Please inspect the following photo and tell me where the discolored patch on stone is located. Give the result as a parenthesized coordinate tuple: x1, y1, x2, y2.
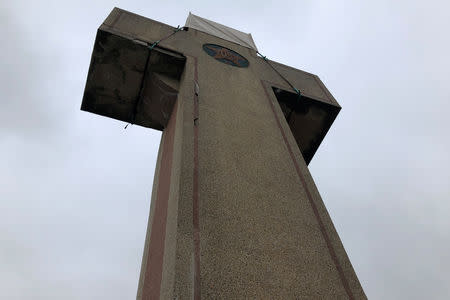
(81, 27, 185, 130)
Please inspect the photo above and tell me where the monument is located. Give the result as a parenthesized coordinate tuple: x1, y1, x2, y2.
(81, 8, 366, 299)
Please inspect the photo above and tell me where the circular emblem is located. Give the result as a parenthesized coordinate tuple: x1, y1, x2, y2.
(202, 44, 249, 68)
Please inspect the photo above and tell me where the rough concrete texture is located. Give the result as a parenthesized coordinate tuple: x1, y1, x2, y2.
(83, 8, 367, 300)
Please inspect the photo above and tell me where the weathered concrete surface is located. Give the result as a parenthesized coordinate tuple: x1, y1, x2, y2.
(82, 8, 366, 300)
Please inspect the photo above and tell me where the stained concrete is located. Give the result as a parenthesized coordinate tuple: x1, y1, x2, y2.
(82, 8, 366, 300)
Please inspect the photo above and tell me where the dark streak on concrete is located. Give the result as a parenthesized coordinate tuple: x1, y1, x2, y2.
(192, 57, 201, 300)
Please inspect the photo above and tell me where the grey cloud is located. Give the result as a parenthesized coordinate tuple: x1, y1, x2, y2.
(1, 0, 449, 299)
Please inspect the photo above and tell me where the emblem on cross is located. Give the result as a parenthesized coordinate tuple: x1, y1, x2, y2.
(202, 43, 249, 68)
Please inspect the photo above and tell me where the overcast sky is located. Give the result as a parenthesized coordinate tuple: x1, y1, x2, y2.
(1, 0, 449, 299)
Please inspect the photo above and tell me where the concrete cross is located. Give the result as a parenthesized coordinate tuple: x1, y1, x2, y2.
(81, 8, 366, 300)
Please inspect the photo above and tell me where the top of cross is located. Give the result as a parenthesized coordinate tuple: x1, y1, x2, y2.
(81, 8, 340, 164)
